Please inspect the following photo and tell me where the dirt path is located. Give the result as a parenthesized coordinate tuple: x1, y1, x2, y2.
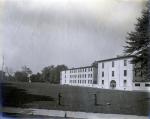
(1, 107, 148, 119)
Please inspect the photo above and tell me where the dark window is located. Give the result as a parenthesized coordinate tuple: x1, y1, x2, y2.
(124, 80, 127, 86)
(102, 80, 104, 84)
(124, 80, 127, 83)
(112, 61, 114, 67)
(135, 83, 140, 86)
(85, 68, 86, 72)
(124, 70, 127, 76)
(102, 72, 104, 77)
(102, 63, 104, 68)
(85, 74, 86, 78)
(112, 71, 114, 77)
(145, 84, 150, 87)
(124, 60, 127, 66)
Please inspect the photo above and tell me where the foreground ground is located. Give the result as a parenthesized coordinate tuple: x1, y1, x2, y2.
(1, 107, 148, 119)
(1, 81, 150, 117)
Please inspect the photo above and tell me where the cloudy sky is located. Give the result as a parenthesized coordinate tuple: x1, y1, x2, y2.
(0, 0, 147, 73)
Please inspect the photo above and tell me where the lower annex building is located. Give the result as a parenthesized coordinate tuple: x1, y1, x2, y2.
(60, 56, 150, 91)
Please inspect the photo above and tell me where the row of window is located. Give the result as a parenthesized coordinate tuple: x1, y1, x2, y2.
(101, 70, 127, 77)
(135, 83, 150, 87)
(69, 80, 93, 84)
(68, 68, 93, 73)
(101, 80, 127, 85)
(68, 74, 93, 78)
(102, 60, 127, 68)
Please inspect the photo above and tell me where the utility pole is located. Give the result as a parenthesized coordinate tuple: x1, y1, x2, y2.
(1, 55, 4, 80)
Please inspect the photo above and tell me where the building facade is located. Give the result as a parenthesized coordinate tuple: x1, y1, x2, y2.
(97, 56, 133, 90)
(61, 66, 97, 87)
(60, 56, 150, 91)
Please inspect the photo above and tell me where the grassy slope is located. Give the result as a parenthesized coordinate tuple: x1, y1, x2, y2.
(1, 81, 150, 116)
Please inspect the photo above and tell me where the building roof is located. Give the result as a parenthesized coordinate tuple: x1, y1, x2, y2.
(97, 55, 135, 63)
(61, 55, 135, 72)
(63, 66, 94, 71)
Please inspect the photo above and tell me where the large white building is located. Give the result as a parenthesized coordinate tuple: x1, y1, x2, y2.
(97, 56, 133, 90)
(60, 56, 150, 91)
(61, 66, 97, 87)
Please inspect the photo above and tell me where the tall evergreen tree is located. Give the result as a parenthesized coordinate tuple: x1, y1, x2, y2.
(124, 5, 150, 80)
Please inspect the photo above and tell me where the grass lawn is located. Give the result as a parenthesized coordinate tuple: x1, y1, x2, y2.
(1, 81, 150, 116)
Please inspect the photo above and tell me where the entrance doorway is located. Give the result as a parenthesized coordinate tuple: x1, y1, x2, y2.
(110, 80, 116, 89)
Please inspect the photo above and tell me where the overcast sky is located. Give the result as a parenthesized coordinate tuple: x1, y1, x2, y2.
(0, 0, 147, 73)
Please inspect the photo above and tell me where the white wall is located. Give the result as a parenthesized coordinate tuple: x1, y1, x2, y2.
(61, 67, 94, 87)
(119, 58, 133, 90)
(132, 82, 150, 92)
(98, 57, 133, 91)
(60, 57, 150, 92)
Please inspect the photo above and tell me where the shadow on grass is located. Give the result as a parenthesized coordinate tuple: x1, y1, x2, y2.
(1, 83, 55, 108)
